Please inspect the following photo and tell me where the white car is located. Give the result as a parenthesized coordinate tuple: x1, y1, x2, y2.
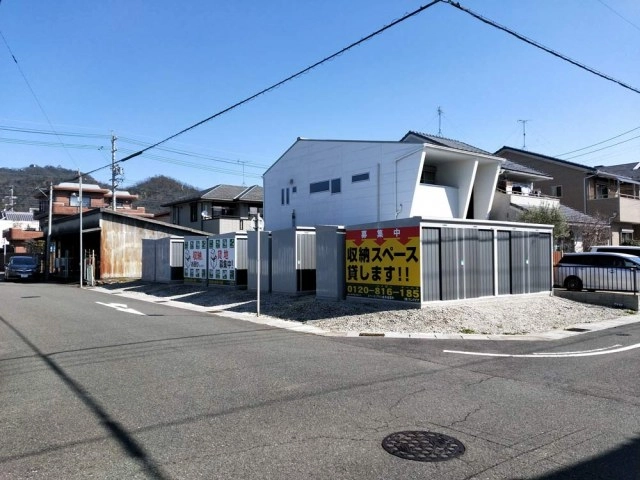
(554, 252, 640, 292)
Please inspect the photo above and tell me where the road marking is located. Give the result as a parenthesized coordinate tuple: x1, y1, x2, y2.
(443, 343, 640, 358)
(96, 302, 146, 316)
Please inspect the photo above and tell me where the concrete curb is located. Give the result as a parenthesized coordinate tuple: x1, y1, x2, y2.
(91, 286, 640, 341)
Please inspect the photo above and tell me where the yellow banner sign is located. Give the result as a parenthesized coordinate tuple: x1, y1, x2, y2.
(346, 226, 421, 302)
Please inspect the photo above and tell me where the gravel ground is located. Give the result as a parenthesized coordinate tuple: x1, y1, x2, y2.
(96, 281, 638, 335)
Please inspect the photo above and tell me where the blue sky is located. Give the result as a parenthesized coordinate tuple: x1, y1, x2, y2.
(1, 0, 639, 190)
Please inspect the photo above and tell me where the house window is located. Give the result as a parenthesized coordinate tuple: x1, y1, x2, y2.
(420, 165, 437, 184)
(352, 172, 369, 183)
(190, 202, 198, 222)
(331, 178, 341, 194)
(310, 180, 330, 193)
(292, 186, 297, 193)
(281, 188, 285, 205)
(551, 185, 562, 197)
(286, 187, 290, 204)
(70, 195, 90, 207)
(621, 230, 634, 244)
(596, 183, 609, 199)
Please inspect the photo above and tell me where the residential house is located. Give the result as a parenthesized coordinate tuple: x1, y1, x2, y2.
(495, 147, 640, 245)
(1, 210, 43, 261)
(34, 182, 151, 228)
(263, 138, 504, 230)
(162, 184, 263, 234)
(49, 208, 207, 280)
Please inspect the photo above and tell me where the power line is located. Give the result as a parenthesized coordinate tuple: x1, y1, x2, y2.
(597, 0, 640, 33)
(104, 0, 443, 172)
(0, 30, 80, 168)
(555, 125, 640, 157)
(562, 133, 640, 160)
(443, 1, 640, 95)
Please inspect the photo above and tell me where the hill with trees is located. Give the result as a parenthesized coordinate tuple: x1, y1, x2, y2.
(0, 166, 199, 214)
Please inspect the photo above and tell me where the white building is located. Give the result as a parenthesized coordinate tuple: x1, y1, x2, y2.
(263, 138, 505, 230)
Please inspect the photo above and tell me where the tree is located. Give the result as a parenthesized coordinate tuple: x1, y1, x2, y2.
(518, 205, 569, 242)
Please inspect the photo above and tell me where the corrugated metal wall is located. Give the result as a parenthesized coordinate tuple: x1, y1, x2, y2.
(497, 231, 511, 295)
(270, 229, 316, 293)
(271, 229, 296, 293)
(433, 227, 494, 301)
(421, 228, 441, 301)
(463, 229, 494, 299)
(316, 226, 345, 300)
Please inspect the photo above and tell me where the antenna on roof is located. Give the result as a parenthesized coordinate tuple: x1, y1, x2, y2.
(437, 106, 443, 135)
(518, 119, 530, 149)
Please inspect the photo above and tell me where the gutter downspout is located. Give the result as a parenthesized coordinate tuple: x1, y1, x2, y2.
(394, 147, 424, 220)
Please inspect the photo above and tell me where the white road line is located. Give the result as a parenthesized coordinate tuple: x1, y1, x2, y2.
(96, 302, 146, 316)
(531, 345, 622, 355)
(443, 343, 640, 358)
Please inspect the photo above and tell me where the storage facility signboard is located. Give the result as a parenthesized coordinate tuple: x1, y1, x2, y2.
(345, 225, 421, 302)
(184, 236, 207, 280)
(208, 237, 236, 284)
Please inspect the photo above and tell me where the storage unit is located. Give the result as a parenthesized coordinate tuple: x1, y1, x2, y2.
(141, 237, 184, 283)
(247, 230, 272, 292)
(271, 227, 316, 294)
(315, 226, 346, 300)
(207, 232, 248, 286)
(346, 217, 553, 305)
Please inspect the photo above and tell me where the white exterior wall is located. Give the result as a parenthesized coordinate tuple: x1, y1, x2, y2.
(264, 139, 503, 230)
(264, 141, 424, 230)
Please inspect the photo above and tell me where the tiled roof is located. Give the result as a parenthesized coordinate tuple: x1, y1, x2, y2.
(402, 131, 550, 178)
(598, 162, 640, 181)
(162, 184, 263, 206)
(495, 146, 596, 172)
(558, 204, 600, 225)
(401, 131, 491, 155)
(2, 211, 34, 222)
(501, 159, 552, 178)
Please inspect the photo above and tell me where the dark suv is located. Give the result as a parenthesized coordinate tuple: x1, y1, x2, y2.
(4, 256, 39, 281)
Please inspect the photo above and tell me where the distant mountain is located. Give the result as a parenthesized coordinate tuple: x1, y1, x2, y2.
(0, 166, 199, 215)
(127, 175, 200, 214)
(0, 165, 102, 212)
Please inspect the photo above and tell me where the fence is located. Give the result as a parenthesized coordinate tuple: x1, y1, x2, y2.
(554, 265, 639, 293)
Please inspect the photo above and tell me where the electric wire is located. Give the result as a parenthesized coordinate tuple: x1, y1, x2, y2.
(0, 30, 79, 168)
(596, 0, 640, 32)
(75, 0, 443, 180)
(555, 125, 640, 157)
(444, 1, 640, 95)
(562, 133, 640, 160)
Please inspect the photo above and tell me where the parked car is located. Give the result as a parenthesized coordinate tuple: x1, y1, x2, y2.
(589, 245, 640, 256)
(554, 252, 640, 292)
(4, 256, 40, 281)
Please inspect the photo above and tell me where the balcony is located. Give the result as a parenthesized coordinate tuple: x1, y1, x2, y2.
(588, 194, 640, 224)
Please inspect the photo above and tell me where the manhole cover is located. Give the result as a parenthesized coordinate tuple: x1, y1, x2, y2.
(382, 431, 465, 462)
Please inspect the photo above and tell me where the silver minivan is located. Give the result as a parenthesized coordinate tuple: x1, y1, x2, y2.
(554, 252, 640, 292)
(589, 245, 640, 256)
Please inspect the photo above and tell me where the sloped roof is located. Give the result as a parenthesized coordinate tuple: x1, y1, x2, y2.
(162, 184, 263, 207)
(598, 162, 640, 181)
(401, 131, 491, 154)
(2, 211, 34, 222)
(495, 146, 596, 172)
(402, 131, 551, 178)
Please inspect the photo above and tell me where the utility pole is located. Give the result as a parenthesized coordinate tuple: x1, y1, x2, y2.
(238, 160, 247, 186)
(46, 182, 52, 279)
(437, 106, 443, 135)
(518, 119, 530, 150)
(111, 134, 119, 211)
(79, 171, 83, 288)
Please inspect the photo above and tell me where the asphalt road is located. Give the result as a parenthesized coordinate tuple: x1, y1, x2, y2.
(1, 282, 639, 479)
